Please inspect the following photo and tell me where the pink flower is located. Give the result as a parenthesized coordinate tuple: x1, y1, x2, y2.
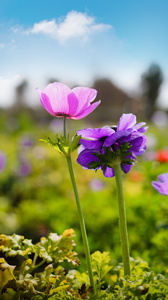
(36, 82, 101, 120)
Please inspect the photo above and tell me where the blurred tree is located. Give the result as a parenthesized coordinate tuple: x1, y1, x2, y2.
(142, 64, 163, 119)
(14, 80, 28, 108)
(48, 78, 59, 84)
(92, 78, 144, 122)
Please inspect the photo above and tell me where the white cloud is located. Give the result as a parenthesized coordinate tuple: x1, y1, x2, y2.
(27, 11, 112, 43)
(0, 43, 5, 49)
(0, 75, 23, 107)
(11, 27, 19, 33)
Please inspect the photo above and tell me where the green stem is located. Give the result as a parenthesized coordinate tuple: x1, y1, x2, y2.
(63, 116, 95, 293)
(66, 156, 95, 291)
(113, 163, 131, 276)
(31, 259, 46, 272)
(63, 115, 67, 139)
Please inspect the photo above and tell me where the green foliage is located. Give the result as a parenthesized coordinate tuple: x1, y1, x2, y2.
(1, 232, 168, 299)
(0, 230, 81, 299)
(1, 114, 168, 287)
(91, 251, 112, 288)
(106, 258, 168, 299)
(0, 258, 15, 293)
(88, 258, 168, 300)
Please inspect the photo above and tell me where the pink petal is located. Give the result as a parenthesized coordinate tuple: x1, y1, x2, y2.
(43, 82, 71, 115)
(36, 89, 55, 116)
(72, 100, 101, 120)
(118, 113, 137, 131)
(67, 92, 79, 116)
(72, 87, 97, 115)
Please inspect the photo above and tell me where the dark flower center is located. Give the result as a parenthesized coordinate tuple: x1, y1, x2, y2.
(111, 125, 117, 131)
(55, 113, 68, 117)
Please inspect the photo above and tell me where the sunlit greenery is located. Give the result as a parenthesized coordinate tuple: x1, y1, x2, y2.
(0, 112, 168, 298)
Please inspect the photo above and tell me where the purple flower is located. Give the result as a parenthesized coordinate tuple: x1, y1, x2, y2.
(77, 113, 147, 177)
(36, 82, 101, 120)
(0, 152, 6, 173)
(20, 135, 34, 147)
(89, 179, 104, 191)
(152, 173, 168, 196)
(17, 158, 32, 176)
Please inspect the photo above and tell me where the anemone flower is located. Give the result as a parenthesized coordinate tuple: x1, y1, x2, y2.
(77, 113, 147, 177)
(152, 173, 168, 196)
(36, 82, 100, 120)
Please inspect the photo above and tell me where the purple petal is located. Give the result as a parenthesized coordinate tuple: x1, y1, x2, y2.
(78, 144, 86, 155)
(160, 182, 168, 196)
(119, 131, 142, 144)
(137, 126, 148, 133)
(117, 113, 137, 131)
(130, 136, 146, 156)
(103, 166, 115, 177)
(77, 126, 114, 139)
(77, 149, 99, 169)
(152, 181, 162, 193)
(79, 139, 103, 150)
(158, 173, 168, 183)
(36, 89, 55, 116)
(73, 100, 101, 119)
(104, 129, 132, 147)
(122, 163, 133, 174)
(133, 122, 146, 130)
(0, 152, 6, 172)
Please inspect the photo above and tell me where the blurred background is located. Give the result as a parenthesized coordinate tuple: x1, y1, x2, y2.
(0, 0, 168, 274)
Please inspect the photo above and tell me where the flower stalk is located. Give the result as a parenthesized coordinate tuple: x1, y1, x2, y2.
(63, 116, 95, 292)
(113, 162, 131, 276)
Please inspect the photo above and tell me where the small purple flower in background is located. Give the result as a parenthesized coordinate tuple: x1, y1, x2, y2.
(20, 135, 34, 147)
(17, 158, 32, 177)
(77, 113, 148, 177)
(152, 173, 168, 196)
(49, 119, 63, 133)
(89, 179, 104, 191)
(0, 152, 6, 173)
(36, 82, 101, 119)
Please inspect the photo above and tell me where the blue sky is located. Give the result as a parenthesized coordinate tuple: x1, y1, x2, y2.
(0, 0, 168, 108)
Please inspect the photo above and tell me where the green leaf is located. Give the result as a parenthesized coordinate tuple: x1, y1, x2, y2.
(40, 134, 81, 156)
(0, 258, 15, 293)
(35, 229, 80, 266)
(69, 134, 81, 153)
(0, 234, 34, 257)
(91, 251, 112, 287)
